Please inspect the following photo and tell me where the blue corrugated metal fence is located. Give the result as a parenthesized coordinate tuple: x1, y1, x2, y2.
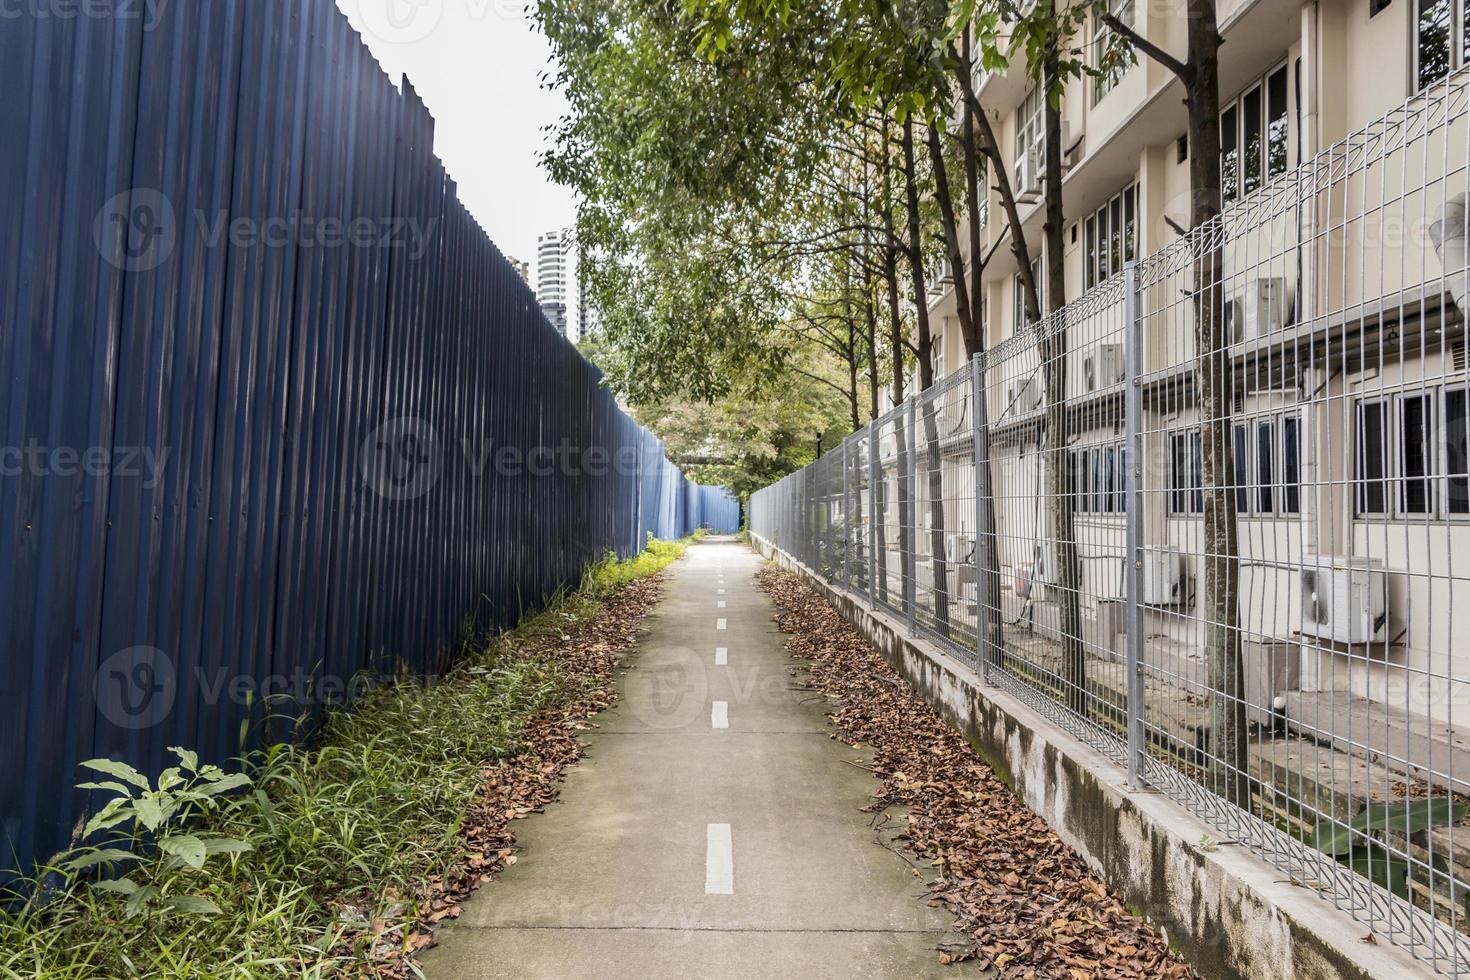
(0, 0, 736, 878)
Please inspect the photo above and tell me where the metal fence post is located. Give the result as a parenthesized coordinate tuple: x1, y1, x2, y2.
(904, 397, 917, 636)
(971, 353, 990, 681)
(1122, 262, 1146, 789)
(841, 439, 851, 588)
(868, 423, 879, 610)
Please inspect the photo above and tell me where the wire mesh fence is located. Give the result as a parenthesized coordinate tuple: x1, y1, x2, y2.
(751, 67, 1470, 976)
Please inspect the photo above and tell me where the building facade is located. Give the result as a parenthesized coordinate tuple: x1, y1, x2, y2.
(759, 2, 1470, 961)
(537, 228, 570, 336)
(919, 0, 1470, 777)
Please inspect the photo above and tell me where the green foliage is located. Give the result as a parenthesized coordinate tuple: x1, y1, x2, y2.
(1313, 798, 1468, 857)
(0, 537, 693, 978)
(1311, 797, 1469, 907)
(64, 751, 252, 920)
(614, 345, 852, 499)
(537, 0, 840, 403)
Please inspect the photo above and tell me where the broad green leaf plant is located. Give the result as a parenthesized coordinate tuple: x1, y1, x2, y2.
(65, 749, 253, 919)
(1313, 797, 1470, 912)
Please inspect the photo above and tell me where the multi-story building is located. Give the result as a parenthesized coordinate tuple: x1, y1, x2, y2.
(509, 256, 532, 288)
(917, 0, 1470, 787)
(537, 229, 570, 336)
(932, 0, 1470, 365)
(755, 3, 1470, 957)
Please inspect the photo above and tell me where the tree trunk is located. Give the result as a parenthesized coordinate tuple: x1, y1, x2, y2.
(1037, 38, 1087, 719)
(926, 123, 979, 357)
(879, 132, 906, 609)
(1103, 0, 1244, 801)
(860, 178, 883, 424)
(1183, 0, 1246, 808)
(954, 57, 1041, 322)
(953, 38, 1006, 666)
(901, 118, 951, 638)
(843, 261, 862, 432)
(864, 276, 881, 421)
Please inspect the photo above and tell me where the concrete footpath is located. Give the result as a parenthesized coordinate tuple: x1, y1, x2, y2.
(421, 537, 960, 979)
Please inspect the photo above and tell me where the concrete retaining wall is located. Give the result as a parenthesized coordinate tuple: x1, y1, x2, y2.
(752, 535, 1428, 980)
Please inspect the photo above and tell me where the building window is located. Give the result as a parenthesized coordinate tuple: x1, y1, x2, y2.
(1357, 400, 1391, 515)
(1230, 412, 1302, 517)
(1415, 0, 1467, 90)
(1012, 257, 1044, 331)
(1084, 184, 1137, 289)
(1220, 64, 1290, 203)
(1072, 441, 1126, 514)
(1449, 388, 1469, 512)
(1169, 429, 1204, 515)
(1091, 0, 1136, 103)
(1355, 388, 1470, 517)
(1015, 85, 1045, 193)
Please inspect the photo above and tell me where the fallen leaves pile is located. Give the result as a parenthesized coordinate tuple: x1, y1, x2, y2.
(758, 565, 1197, 979)
(362, 573, 665, 976)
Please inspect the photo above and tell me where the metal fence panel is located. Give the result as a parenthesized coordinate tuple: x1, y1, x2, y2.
(750, 66, 1470, 978)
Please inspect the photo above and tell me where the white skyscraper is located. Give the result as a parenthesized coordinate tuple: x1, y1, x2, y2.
(536, 229, 570, 337)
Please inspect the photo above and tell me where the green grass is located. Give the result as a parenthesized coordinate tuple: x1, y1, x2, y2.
(0, 534, 695, 978)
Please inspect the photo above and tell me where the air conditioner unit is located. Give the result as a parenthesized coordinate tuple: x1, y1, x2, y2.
(1084, 343, 1124, 391)
(1299, 558, 1388, 646)
(945, 533, 974, 565)
(1225, 278, 1290, 343)
(1015, 540, 1059, 601)
(1007, 377, 1042, 413)
(928, 259, 953, 292)
(1016, 144, 1044, 203)
(1430, 193, 1468, 315)
(1243, 639, 1300, 727)
(1141, 545, 1183, 605)
(1061, 121, 1084, 170)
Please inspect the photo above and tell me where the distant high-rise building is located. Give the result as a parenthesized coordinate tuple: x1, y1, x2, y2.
(508, 256, 531, 287)
(536, 230, 570, 337)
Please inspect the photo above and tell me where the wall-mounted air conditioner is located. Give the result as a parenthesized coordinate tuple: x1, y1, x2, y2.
(1084, 343, 1124, 391)
(945, 533, 974, 565)
(1015, 145, 1044, 204)
(1299, 558, 1388, 646)
(1060, 121, 1083, 170)
(1225, 278, 1290, 343)
(928, 258, 953, 292)
(1430, 194, 1468, 315)
(1015, 539, 1058, 601)
(1242, 639, 1299, 727)
(1007, 377, 1042, 413)
(1141, 545, 1183, 605)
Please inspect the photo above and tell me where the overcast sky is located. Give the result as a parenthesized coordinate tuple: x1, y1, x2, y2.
(335, 0, 576, 269)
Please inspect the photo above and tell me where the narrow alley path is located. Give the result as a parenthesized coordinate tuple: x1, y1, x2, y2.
(422, 538, 959, 978)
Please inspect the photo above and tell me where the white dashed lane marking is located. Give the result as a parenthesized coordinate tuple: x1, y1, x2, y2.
(705, 824, 733, 894)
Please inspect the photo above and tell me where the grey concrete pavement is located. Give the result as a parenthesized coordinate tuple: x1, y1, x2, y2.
(421, 537, 960, 979)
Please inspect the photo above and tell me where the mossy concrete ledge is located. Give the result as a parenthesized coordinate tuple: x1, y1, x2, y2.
(752, 535, 1430, 980)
